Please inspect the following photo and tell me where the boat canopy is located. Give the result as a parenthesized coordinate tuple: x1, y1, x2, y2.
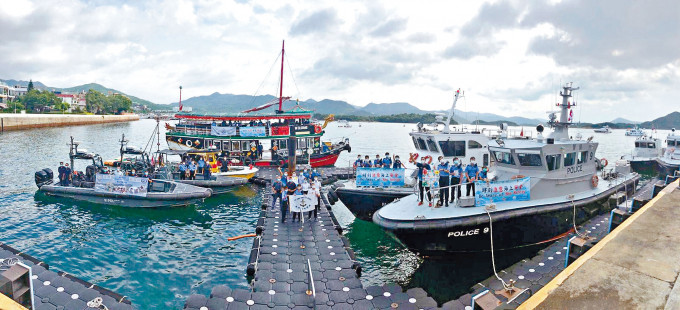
(175, 109, 313, 122)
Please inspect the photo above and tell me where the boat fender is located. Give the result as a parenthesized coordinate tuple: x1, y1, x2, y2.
(510, 175, 526, 180)
(256, 226, 264, 235)
(340, 236, 351, 248)
(591, 174, 599, 188)
(601, 158, 608, 167)
(346, 247, 356, 260)
(409, 153, 419, 163)
(352, 261, 362, 276)
(246, 248, 258, 276)
(422, 155, 432, 165)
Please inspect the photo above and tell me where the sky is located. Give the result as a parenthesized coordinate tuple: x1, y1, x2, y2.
(1, 0, 678, 122)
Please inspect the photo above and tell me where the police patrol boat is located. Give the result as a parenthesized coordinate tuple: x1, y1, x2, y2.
(623, 134, 663, 172)
(35, 137, 212, 207)
(164, 41, 351, 168)
(656, 129, 680, 176)
(373, 83, 640, 255)
(335, 89, 492, 221)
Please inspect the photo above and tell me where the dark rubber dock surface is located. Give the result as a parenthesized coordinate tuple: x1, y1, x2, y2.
(0, 242, 134, 310)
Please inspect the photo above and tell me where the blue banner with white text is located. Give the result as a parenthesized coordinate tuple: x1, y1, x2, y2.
(356, 168, 405, 187)
(474, 177, 530, 207)
(239, 126, 266, 137)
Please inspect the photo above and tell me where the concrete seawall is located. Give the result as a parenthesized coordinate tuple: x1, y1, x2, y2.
(0, 113, 140, 131)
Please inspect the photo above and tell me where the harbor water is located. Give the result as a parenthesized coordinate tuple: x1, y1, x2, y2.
(0, 119, 667, 308)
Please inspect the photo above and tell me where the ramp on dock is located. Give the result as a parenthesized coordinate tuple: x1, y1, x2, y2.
(520, 180, 680, 309)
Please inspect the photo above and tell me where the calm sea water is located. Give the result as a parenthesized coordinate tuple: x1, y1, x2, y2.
(0, 119, 668, 308)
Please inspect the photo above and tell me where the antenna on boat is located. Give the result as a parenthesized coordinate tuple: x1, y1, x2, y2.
(443, 89, 462, 134)
(549, 82, 579, 140)
(277, 40, 285, 114)
(119, 133, 128, 167)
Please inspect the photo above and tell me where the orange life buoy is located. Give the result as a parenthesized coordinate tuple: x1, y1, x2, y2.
(314, 125, 322, 134)
(409, 153, 419, 163)
(601, 158, 608, 167)
(249, 164, 254, 169)
(422, 155, 433, 165)
(591, 174, 599, 188)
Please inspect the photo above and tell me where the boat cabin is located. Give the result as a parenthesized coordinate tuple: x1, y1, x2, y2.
(632, 136, 662, 158)
(410, 131, 490, 166)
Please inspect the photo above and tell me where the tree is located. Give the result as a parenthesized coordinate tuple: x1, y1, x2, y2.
(109, 95, 132, 114)
(85, 89, 107, 114)
(27, 80, 34, 92)
(19, 89, 61, 112)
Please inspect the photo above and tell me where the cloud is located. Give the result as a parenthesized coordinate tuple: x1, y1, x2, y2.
(289, 8, 340, 36)
(369, 18, 408, 37)
(442, 38, 504, 59)
(407, 32, 436, 44)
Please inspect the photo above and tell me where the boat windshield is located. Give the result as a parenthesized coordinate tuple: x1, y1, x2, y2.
(439, 141, 465, 157)
(517, 153, 542, 167)
(545, 154, 561, 171)
(493, 151, 515, 165)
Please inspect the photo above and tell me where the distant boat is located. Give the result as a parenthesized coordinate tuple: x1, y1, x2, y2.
(337, 120, 352, 128)
(593, 125, 612, 133)
(625, 126, 644, 136)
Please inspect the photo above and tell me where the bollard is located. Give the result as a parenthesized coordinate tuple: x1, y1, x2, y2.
(565, 236, 594, 267)
(653, 184, 665, 197)
(631, 197, 649, 213)
(608, 208, 630, 233)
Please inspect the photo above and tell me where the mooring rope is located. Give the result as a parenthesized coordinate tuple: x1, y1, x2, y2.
(485, 205, 511, 291)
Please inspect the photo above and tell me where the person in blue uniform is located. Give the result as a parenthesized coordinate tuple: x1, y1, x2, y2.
(392, 155, 405, 169)
(437, 156, 450, 207)
(283, 179, 297, 223)
(415, 157, 431, 206)
(272, 178, 283, 209)
(362, 155, 372, 167)
(465, 157, 480, 196)
(353, 155, 363, 168)
(178, 161, 187, 180)
(292, 184, 304, 222)
(478, 166, 489, 182)
(188, 161, 197, 180)
(311, 169, 321, 180)
(197, 157, 206, 174)
(381, 153, 392, 168)
(373, 154, 382, 168)
(449, 158, 463, 202)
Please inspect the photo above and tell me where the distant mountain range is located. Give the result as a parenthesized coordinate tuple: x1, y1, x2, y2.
(2, 79, 677, 128)
(171, 92, 547, 125)
(611, 117, 640, 124)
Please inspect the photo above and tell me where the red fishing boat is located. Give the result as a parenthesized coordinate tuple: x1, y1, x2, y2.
(165, 41, 350, 167)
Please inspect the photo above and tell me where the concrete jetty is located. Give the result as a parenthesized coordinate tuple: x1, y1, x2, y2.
(520, 180, 680, 309)
(0, 113, 139, 132)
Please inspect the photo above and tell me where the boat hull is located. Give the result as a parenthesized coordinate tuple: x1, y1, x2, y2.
(38, 182, 212, 208)
(335, 186, 412, 221)
(373, 176, 639, 256)
(656, 158, 680, 177)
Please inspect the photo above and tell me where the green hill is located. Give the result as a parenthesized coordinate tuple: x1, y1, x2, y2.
(640, 111, 680, 130)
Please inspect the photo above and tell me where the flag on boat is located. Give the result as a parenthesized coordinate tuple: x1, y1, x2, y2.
(520, 127, 524, 137)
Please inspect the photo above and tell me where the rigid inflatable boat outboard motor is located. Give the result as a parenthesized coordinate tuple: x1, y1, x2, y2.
(35, 168, 54, 188)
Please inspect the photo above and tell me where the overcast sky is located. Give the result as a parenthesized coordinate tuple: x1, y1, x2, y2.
(1, 0, 678, 122)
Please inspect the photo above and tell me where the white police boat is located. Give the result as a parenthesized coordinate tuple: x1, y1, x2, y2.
(373, 84, 640, 255)
(335, 89, 492, 220)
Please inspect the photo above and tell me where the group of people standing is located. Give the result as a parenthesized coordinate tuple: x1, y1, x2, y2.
(271, 167, 323, 223)
(353, 153, 406, 169)
(415, 156, 489, 207)
(177, 155, 229, 180)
